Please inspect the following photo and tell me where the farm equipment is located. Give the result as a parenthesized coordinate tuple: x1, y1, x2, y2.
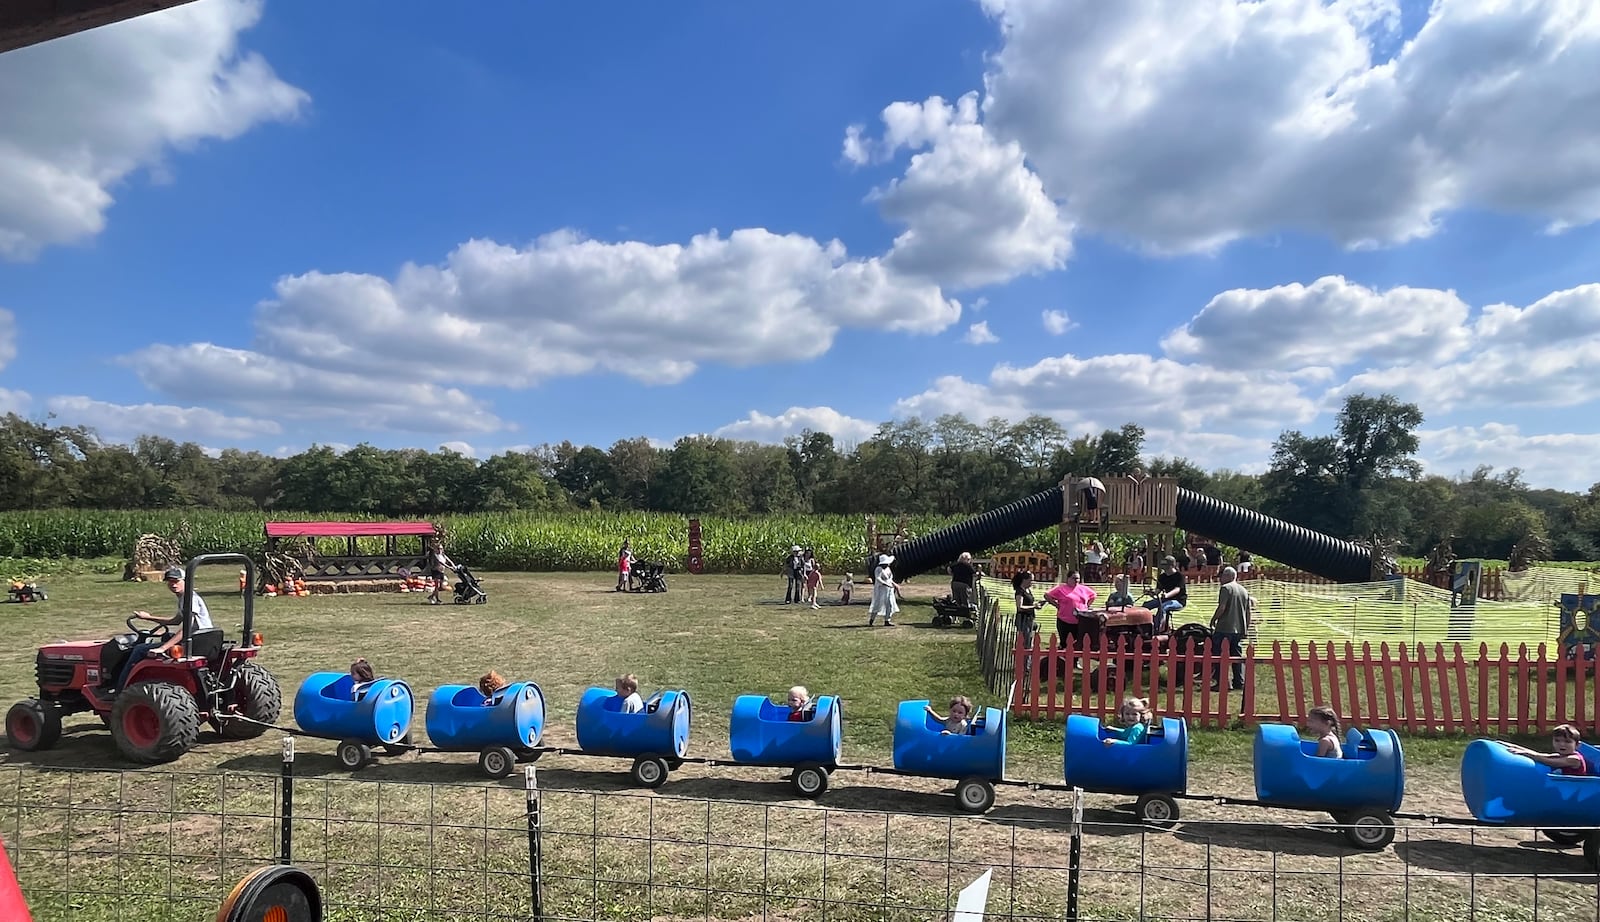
(5, 554, 282, 764)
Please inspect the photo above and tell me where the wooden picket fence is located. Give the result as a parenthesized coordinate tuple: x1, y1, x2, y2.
(1007, 634, 1600, 735)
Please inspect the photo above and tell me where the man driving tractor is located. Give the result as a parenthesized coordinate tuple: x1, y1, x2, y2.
(116, 566, 214, 688)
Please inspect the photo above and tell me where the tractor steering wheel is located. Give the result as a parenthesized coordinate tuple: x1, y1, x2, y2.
(126, 613, 174, 646)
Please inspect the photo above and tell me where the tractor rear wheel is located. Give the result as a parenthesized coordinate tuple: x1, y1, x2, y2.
(111, 682, 201, 764)
(6, 699, 62, 752)
(216, 663, 283, 740)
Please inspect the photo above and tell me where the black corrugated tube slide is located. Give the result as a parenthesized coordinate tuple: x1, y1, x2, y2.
(885, 487, 1373, 584)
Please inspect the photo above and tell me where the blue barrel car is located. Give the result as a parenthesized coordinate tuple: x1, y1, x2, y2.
(424, 681, 546, 779)
(574, 686, 693, 787)
(292, 672, 414, 770)
(891, 700, 1007, 814)
(1252, 723, 1405, 850)
(1461, 738, 1600, 861)
(1062, 714, 1188, 824)
(728, 694, 843, 798)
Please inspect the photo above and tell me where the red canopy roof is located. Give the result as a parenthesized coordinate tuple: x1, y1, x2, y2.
(265, 521, 437, 538)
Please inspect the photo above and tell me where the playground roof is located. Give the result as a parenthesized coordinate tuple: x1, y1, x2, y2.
(264, 521, 437, 538)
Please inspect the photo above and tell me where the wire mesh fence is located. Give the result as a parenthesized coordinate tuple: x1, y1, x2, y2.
(1, 757, 1598, 921)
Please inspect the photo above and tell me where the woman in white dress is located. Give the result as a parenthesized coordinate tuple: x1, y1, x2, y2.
(869, 555, 901, 626)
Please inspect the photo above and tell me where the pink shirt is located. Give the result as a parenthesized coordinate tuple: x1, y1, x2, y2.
(1044, 583, 1097, 623)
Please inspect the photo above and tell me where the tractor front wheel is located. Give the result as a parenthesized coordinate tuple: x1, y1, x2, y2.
(216, 663, 283, 741)
(111, 682, 201, 764)
(6, 699, 62, 752)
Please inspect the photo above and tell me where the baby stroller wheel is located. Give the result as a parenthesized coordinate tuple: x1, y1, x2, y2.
(475, 594, 488, 604)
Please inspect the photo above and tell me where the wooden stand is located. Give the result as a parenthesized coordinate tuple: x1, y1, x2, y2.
(1057, 474, 1180, 584)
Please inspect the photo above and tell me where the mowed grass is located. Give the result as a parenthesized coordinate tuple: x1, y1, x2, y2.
(0, 570, 1594, 921)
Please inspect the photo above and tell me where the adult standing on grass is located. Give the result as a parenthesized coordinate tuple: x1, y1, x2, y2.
(1045, 571, 1101, 648)
(783, 545, 804, 604)
(868, 555, 900, 626)
(1209, 566, 1253, 692)
(427, 538, 456, 605)
(950, 552, 978, 608)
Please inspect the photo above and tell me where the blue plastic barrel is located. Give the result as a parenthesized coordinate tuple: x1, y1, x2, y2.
(891, 700, 1006, 780)
(574, 687, 692, 758)
(728, 695, 842, 767)
(1253, 723, 1405, 813)
(292, 672, 413, 745)
(1461, 738, 1600, 826)
(423, 681, 545, 751)
(1062, 714, 1188, 795)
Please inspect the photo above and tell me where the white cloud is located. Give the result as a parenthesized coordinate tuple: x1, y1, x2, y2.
(439, 441, 476, 457)
(714, 406, 879, 445)
(43, 395, 281, 442)
(0, 0, 307, 260)
(0, 308, 14, 370)
(896, 352, 1317, 435)
(1161, 276, 1472, 368)
(1419, 423, 1600, 493)
(851, 93, 1072, 289)
(963, 321, 999, 345)
(975, 0, 1600, 252)
(1041, 309, 1076, 335)
(123, 343, 510, 435)
(0, 389, 28, 415)
(1331, 283, 1600, 411)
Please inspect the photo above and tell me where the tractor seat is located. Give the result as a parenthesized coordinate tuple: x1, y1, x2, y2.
(186, 628, 225, 669)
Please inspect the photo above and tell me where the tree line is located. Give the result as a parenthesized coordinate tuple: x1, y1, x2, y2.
(2, 393, 1596, 560)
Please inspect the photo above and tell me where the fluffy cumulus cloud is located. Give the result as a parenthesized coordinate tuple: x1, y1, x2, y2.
(1332, 283, 1600, 411)
(44, 395, 281, 442)
(963, 321, 999, 345)
(1161, 276, 1473, 368)
(128, 229, 958, 432)
(1419, 423, 1600, 492)
(975, 0, 1600, 251)
(846, 93, 1072, 289)
(0, 0, 307, 260)
(714, 406, 879, 445)
(1041, 309, 1075, 336)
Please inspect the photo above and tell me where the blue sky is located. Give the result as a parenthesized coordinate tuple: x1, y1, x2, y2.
(3, 0, 1600, 490)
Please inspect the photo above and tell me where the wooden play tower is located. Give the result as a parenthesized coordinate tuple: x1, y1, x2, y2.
(1058, 474, 1180, 582)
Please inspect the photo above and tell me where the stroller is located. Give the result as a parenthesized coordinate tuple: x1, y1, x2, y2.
(452, 565, 488, 605)
(628, 561, 668, 593)
(930, 593, 977, 628)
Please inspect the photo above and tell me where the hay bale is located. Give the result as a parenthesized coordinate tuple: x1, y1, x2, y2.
(125, 534, 182, 581)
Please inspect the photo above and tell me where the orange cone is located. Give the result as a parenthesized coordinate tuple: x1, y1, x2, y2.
(0, 837, 34, 922)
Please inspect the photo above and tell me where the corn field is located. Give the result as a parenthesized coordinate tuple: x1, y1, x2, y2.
(0, 510, 1060, 574)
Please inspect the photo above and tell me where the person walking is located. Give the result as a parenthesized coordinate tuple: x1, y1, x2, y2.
(1209, 565, 1254, 692)
(868, 555, 900, 627)
(783, 545, 805, 604)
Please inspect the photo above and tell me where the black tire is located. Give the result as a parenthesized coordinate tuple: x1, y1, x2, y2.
(337, 739, 372, 771)
(630, 756, 669, 788)
(216, 662, 282, 741)
(955, 777, 996, 814)
(1136, 794, 1180, 828)
(6, 699, 62, 752)
(791, 762, 829, 798)
(1541, 829, 1589, 848)
(1584, 832, 1599, 871)
(479, 746, 516, 779)
(382, 732, 414, 757)
(1342, 810, 1397, 851)
(110, 682, 201, 764)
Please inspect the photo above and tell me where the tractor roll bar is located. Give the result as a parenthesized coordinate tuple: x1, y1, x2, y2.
(181, 553, 256, 659)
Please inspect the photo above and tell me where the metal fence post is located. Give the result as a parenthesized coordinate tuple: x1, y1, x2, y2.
(280, 735, 294, 865)
(1065, 786, 1083, 921)
(526, 765, 544, 922)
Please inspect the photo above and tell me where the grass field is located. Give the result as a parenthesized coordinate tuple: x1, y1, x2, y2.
(0, 569, 1596, 921)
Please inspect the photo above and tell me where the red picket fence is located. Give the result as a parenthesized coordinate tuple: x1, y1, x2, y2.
(1008, 635, 1600, 734)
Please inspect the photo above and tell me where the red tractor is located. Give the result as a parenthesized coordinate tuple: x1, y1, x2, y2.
(5, 554, 283, 764)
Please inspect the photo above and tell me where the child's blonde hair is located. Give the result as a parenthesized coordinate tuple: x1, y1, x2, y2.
(1308, 706, 1340, 734)
(949, 695, 973, 715)
(1120, 696, 1151, 723)
(616, 673, 638, 694)
(789, 685, 809, 702)
(479, 670, 507, 697)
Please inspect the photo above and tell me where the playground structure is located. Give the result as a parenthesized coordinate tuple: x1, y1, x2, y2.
(1059, 473, 1181, 582)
